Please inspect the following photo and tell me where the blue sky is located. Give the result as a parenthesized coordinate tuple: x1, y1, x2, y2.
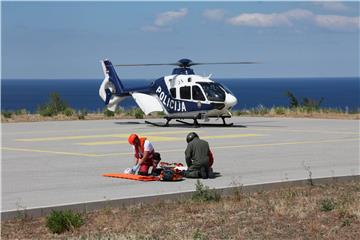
(2, 1, 359, 79)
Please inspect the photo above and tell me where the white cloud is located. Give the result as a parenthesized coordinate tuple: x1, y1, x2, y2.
(203, 9, 225, 21)
(315, 15, 360, 30)
(142, 8, 188, 32)
(154, 8, 188, 27)
(313, 1, 349, 12)
(226, 9, 313, 27)
(283, 9, 314, 20)
(226, 8, 359, 31)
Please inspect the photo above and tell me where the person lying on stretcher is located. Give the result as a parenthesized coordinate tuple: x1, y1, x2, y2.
(127, 134, 161, 176)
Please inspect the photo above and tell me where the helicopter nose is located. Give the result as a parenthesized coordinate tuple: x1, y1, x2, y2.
(225, 94, 238, 108)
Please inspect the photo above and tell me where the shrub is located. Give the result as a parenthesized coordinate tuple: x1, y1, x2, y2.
(192, 180, 221, 202)
(46, 210, 84, 234)
(104, 109, 115, 117)
(274, 107, 286, 115)
(63, 108, 74, 117)
(14, 109, 27, 115)
(320, 198, 336, 212)
(77, 109, 88, 120)
(114, 108, 124, 115)
(133, 108, 144, 119)
(37, 92, 69, 117)
(38, 105, 54, 117)
(2, 111, 13, 118)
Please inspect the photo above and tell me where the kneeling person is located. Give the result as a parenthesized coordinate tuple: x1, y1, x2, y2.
(128, 134, 160, 176)
(184, 132, 214, 179)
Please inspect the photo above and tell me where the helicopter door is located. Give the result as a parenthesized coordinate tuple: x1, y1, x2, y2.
(192, 85, 206, 101)
(179, 86, 191, 100)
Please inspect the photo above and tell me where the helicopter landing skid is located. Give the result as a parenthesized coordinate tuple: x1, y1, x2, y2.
(176, 119, 200, 128)
(175, 116, 233, 127)
(145, 118, 172, 127)
(145, 116, 234, 127)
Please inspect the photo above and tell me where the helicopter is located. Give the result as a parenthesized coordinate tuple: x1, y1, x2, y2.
(99, 58, 256, 127)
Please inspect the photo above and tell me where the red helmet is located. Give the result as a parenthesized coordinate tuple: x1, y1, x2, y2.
(128, 134, 139, 145)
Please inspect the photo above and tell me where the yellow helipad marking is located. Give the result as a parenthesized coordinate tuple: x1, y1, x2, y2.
(2, 138, 358, 158)
(213, 138, 360, 150)
(248, 127, 360, 135)
(77, 134, 265, 146)
(1, 147, 98, 157)
(96, 138, 359, 157)
(15, 130, 200, 142)
(78, 136, 181, 146)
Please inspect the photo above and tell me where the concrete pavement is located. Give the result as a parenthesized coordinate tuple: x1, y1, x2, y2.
(1, 117, 359, 214)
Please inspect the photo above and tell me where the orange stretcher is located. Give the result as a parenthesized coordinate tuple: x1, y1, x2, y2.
(103, 173, 160, 181)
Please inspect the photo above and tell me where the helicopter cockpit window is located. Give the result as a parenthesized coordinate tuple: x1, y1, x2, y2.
(198, 82, 226, 102)
(192, 85, 205, 101)
(217, 83, 233, 95)
(180, 86, 191, 99)
(170, 88, 176, 98)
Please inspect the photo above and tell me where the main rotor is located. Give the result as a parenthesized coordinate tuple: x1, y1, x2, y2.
(114, 58, 258, 75)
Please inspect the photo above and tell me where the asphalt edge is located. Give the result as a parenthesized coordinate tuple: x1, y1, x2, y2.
(2, 175, 359, 221)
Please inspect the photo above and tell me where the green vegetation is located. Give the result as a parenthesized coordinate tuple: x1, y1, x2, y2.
(285, 90, 324, 110)
(2, 111, 13, 118)
(103, 109, 115, 117)
(46, 210, 84, 234)
(37, 92, 73, 117)
(320, 198, 337, 212)
(191, 180, 221, 202)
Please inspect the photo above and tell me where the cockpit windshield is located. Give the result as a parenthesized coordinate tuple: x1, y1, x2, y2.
(197, 82, 225, 102)
(217, 83, 233, 95)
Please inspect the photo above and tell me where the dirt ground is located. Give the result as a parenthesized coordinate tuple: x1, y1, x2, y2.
(1, 180, 359, 240)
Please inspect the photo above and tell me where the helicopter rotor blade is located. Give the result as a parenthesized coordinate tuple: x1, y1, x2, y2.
(114, 60, 260, 68)
(115, 63, 178, 67)
(191, 61, 259, 66)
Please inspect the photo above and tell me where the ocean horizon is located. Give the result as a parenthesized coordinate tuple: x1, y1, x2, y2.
(1, 77, 359, 113)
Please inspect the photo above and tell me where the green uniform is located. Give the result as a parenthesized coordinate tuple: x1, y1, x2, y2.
(184, 138, 210, 178)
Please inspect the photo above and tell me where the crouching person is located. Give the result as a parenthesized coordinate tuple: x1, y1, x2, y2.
(128, 133, 161, 176)
(184, 132, 214, 179)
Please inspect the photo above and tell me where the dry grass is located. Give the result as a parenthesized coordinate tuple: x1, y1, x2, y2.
(2, 180, 359, 240)
(1, 110, 359, 123)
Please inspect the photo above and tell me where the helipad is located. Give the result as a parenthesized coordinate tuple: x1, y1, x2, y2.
(1, 117, 359, 215)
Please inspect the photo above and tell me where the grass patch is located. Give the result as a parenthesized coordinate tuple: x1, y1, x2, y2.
(320, 198, 337, 212)
(46, 210, 84, 234)
(192, 180, 221, 202)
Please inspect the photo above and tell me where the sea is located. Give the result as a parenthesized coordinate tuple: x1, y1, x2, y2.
(1, 77, 359, 113)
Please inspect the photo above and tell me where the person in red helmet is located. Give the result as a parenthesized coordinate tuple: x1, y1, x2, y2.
(128, 134, 161, 176)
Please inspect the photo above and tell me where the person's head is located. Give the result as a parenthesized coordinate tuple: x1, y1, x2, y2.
(186, 132, 199, 143)
(128, 134, 139, 146)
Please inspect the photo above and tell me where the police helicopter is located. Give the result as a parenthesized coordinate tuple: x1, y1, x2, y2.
(99, 58, 256, 127)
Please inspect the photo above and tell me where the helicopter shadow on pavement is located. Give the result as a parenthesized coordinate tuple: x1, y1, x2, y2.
(114, 121, 142, 125)
(143, 120, 248, 128)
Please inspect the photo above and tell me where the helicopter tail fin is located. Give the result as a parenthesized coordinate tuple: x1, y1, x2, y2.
(99, 59, 129, 111)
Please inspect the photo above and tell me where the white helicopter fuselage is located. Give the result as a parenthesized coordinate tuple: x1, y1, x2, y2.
(159, 74, 237, 118)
